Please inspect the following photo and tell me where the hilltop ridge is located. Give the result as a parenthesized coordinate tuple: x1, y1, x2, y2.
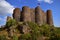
(0, 6, 60, 40)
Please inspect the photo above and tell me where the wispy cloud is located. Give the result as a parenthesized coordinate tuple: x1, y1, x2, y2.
(37, 0, 53, 4)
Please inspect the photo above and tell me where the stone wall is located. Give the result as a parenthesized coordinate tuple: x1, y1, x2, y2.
(42, 11, 47, 24)
(30, 8, 35, 22)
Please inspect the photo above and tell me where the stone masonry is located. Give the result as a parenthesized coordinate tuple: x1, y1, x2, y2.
(13, 6, 53, 26)
(13, 8, 21, 22)
(46, 10, 53, 26)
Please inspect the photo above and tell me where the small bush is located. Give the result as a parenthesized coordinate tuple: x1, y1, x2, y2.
(13, 35, 18, 40)
(6, 19, 17, 28)
(0, 35, 7, 40)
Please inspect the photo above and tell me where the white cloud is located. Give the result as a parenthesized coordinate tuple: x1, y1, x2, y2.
(44, 0, 53, 4)
(0, 0, 15, 26)
(37, 0, 53, 4)
(0, 0, 4, 1)
(0, 0, 15, 16)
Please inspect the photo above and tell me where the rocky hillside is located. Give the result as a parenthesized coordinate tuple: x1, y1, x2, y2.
(0, 19, 60, 40)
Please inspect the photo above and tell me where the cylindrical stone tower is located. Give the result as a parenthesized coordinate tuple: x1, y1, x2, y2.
(35, 6, 43, 26)
(13, 8, 21, 22)
(30, 8, 35, 22)
(46, 10, 53, 26)
(22, 6, 31, 22)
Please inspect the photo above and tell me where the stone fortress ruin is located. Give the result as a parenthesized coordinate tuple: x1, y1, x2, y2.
(12, 6, 53, 26)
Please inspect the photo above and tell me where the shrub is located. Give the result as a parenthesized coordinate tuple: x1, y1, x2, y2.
(27, 22, 41, 40)
(19, 33, 31, 40)
(13, 35, 18, 40)
(0, 35, 7, 40)
(6, 19, 17, 28)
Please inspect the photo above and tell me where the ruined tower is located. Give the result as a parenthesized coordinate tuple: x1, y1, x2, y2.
(35, 6, 43, 26)
(30, 8, 35, 22)
(7, 16, 11, 21)
(22, 6, 31, 22)
(13, 8, 21, 22)
(46, 10, 53, 26)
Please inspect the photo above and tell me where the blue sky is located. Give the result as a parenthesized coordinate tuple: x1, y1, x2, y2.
(0, 0, 60, 27)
